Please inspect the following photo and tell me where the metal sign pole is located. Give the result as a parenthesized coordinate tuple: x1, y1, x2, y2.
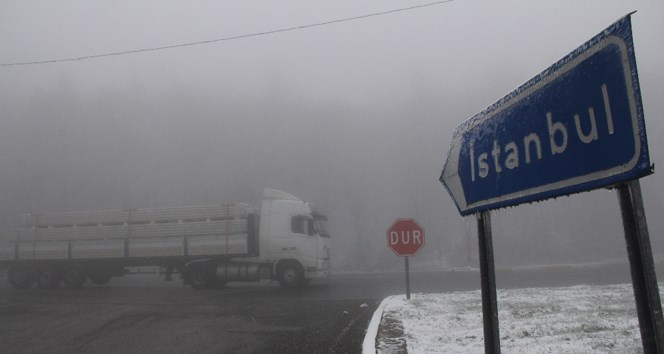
(405, 256, 411, 300)
(477, 210, 500, 354)
(617, 179, 664, 352)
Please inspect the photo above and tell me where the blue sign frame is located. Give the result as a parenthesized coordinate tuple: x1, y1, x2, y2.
(440, 14, 651, 216)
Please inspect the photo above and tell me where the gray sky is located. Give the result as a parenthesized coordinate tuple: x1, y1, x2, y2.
(1, 0, 663, 270)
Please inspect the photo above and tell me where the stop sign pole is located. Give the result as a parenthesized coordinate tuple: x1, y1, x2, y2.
(387, 218, 425, 300)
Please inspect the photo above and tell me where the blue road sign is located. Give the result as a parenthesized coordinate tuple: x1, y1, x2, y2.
(440, 14, 652, 216)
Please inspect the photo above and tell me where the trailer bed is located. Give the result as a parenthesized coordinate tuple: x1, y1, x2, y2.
(1, 204, 258, 262)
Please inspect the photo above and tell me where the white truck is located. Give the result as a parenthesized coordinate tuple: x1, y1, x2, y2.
(0, 189, 330, 289)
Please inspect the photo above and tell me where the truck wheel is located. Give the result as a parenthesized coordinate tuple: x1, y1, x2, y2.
(88, 268, 112, 285)
(8, 266, 35, 290)
(36, 269, 61, 289)
(208, 279, 228, 289)
(62, 266, 87, 288)
(189, 264, 214, 289)
(277, 263, 304, 288)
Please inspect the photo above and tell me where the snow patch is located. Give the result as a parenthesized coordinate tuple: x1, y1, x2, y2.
(368, 283, 654, 353)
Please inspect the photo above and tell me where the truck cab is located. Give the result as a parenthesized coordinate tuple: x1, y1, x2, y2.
(259, 189, 330, 286)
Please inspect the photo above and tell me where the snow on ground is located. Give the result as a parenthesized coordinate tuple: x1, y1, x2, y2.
(373, 283, 655, 353)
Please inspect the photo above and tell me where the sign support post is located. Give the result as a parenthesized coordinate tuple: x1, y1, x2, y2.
(617, 180, 664, 352)
(477, 211, 500, 354)
(387, 218, 425, 300)
(405, 256, 411, 300)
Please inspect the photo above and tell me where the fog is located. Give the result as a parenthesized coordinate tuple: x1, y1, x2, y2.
(1, 0, 663, 272)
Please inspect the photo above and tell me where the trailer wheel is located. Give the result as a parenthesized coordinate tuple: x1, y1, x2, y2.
(36, 269, 61, 289)
(8, 266, 35, 290)
(208, 279, 228, 289)
(62, 266, 87, 288)
(89, 270, 112, 285)
(188, 264, 214, 289)
(277, 262, 304, 288)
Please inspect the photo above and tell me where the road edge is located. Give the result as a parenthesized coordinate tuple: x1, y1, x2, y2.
(362, 297, 389, 354)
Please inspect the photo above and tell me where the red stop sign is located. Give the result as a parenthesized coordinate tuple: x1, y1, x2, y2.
(387, 218, 425, 256)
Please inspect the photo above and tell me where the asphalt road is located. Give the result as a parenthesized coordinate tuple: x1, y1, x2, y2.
(0, 264, 638, 353)
(0, 276, 378, 354)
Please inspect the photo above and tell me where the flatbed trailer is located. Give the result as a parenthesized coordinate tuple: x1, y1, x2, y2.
(0, 189, 330, 289)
